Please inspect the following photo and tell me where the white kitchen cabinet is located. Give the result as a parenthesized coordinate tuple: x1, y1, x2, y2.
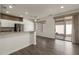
(0, 19, 24, 27)
(1, 19, 14, 27)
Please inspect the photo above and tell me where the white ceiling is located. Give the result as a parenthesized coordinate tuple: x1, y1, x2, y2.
(1, 4, 79, 19)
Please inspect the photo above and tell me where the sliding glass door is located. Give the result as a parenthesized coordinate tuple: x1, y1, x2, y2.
(55, 21, 65, 40)
(55, 20, 72, 41)
(65, 20, 72, 41)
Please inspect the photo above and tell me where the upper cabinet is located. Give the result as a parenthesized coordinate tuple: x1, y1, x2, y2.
(0, 13, 23, 22)
(1, 20, 14, 27)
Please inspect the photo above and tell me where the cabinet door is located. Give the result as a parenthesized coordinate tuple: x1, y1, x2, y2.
(1, 19, 14, 27)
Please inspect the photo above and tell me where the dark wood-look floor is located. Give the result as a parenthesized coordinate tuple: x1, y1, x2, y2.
(10, 36, 79, 55)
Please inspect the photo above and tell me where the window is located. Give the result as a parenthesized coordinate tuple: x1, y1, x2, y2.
(66, 20, 72, 35)
(37, 23, 43, 32)
(56, 24, 64, 34)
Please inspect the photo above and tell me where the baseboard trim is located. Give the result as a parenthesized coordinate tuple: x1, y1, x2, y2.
(9, 43, 33, 55)
(36, 35, 55, 40)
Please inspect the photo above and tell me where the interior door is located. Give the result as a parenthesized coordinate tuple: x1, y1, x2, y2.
(55, 20, 65, 40)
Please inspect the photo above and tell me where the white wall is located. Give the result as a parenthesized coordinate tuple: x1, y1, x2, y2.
(36, 16, 55, 39)
(23, 19, 34, 31)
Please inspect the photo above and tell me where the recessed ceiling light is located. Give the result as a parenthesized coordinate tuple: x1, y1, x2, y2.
(6, 11, 9, 13)
(9, 5, 13, 8)
(25, 12, 28, 15)
(60, 6, 64, 8)
(20, 15, 23, 17)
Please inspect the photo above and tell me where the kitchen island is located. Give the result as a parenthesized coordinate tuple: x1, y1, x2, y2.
(0, 32, 36, 55)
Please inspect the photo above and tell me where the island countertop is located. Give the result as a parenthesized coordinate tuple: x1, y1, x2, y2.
(0, 31, 35, 38)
